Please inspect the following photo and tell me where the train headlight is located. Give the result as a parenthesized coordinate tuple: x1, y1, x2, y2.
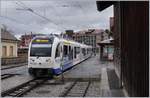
(30, 58, 35, 62)
(46, 59, 51, 62)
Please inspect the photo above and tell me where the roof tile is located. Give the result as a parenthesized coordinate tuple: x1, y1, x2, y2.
(1, 30, 18, 41)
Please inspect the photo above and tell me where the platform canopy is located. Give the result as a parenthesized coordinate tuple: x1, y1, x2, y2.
(96, 1, 116, 12)
(97, 37, 114, 46)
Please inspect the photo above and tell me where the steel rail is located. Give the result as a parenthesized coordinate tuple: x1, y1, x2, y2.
(1, 74, 20, 80)
(60, 80, 91, 97)
(83, 81, 91, 97)
(1, 74, 15, 80)
(60, 81, 77, 97)
(1, 78, 47, 97)
(1, 63, 27, 70)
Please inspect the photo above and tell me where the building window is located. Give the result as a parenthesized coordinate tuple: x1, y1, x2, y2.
(2, 46, 7, 57)
(10, 46, 13, 56)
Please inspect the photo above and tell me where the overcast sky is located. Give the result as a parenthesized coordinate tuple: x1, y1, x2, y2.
(0, 0, 113, 38)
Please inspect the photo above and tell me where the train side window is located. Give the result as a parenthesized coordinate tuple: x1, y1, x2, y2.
(63, 45, 68, 56)
(76, 47, 80, 54)
(87, 48, 89, 54)
(82, 48, 84, 55)
(82, 48, 86, 56)
(55, 43, 60, 58)
(74, 47, 77, 58)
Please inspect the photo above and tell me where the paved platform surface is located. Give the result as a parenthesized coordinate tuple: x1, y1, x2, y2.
(63, 55, 102, 79)
(62, 55, 125, 97)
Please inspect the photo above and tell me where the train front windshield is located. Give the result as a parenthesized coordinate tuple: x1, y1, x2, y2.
(30, 38, 53, 57)
(30, 47, 51, 57)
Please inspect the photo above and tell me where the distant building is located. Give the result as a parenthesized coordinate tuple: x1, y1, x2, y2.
(1, 28, 18, 58)
(65, 30, 74, 39)
(72, 29, 104, 53)
(101, 31, 109, 41)
(19, 33, 44, 48)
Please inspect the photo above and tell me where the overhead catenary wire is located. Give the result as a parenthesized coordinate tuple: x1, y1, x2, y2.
(76, 1, 92, 29)
(62, 1, 91, 30)
(45, 2, 68, 30)
(45, 2, 82, 30)
(0, 15, 28, 25)
(15, 1, 66, 31)
(16, 1, 92, 31)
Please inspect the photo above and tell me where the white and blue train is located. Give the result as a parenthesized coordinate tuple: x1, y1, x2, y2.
(28, 35, 92, 77)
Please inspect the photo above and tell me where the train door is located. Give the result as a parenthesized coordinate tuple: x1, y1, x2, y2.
(62, 44, 73, 70)
(74, 47, 77, 59)
(73, 46, 76, 65)
(73, 46, 80, 64)
(55, 43, 62, 68)
(82, 48, 86, 60)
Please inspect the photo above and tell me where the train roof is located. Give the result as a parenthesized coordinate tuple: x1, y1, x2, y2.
(32, 35, 92, 48)
(57, 37, 92, 47)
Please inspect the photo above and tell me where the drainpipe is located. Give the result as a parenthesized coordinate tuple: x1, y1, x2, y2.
(0, 0, 1, 60)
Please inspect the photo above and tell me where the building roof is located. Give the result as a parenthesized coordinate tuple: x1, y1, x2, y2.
(96, 1, 115, 11)
(100, 37, 113, 43)
(74, 29, 104, 35)
(1, 30, 18, 41)
(97, 38, 114, 46)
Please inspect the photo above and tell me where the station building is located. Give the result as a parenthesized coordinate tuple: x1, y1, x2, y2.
(0, 27, 26, 65)
(1, 28, 18, 58)
(97, 1, 149, 97)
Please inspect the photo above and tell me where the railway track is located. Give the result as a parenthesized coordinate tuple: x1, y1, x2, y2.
(1, 63, 27, 70)
(1, 78, 48, 97)
(1, 74, 20, 80)
(60, 80, 91, 97)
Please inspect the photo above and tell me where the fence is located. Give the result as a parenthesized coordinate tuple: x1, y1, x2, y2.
(1, 57, 27, 65)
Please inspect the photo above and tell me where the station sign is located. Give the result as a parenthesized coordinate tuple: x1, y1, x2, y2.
(35, 39, 49, 43)
(32, 38, 52, 44)
(64, 41, 71, 45)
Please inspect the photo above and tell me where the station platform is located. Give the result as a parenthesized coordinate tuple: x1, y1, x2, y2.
(60, 55, 127, 97)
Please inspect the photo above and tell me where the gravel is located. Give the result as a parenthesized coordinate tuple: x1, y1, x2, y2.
(1, 75, 33, 92)
(24, 80, 73, 97)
